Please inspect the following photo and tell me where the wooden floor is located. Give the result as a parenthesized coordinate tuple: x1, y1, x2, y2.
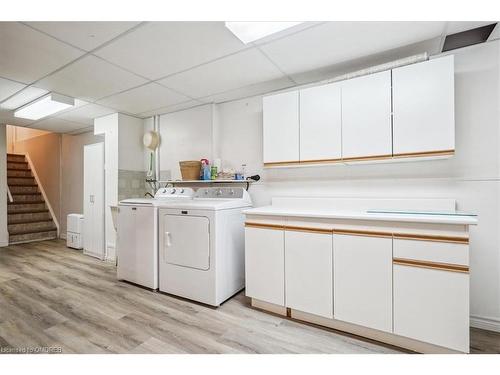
(0, 240, 498, 354)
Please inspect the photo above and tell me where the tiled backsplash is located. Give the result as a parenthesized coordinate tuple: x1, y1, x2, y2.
(118, 170, 148, 201)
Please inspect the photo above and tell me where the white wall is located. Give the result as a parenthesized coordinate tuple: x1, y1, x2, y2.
(0, 124, 8, 246)
(158, 104, 213, 180)
(94, 113, 143, 261)
(213, 41, 500, 331)
(60, 131, 104, 235)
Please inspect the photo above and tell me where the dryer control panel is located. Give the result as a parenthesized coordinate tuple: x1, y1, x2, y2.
(195, 187, 249, 200)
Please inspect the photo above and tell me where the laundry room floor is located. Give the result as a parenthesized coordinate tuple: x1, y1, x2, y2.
(0, 240, 498, 354)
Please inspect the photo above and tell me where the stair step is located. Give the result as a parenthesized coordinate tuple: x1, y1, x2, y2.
(7, 177, 36, 185)
(7, 154, 26, 162)
(9, 230, 57, 244)
(8, 211, 51, 224)
(7, 162, 30, 170)
(10, 193, 43, 203)
(8, 183, 38, 187)
(8, 221, 57, 234)
(7, 202, 47, 214)
(8, 186, 39, 194)
(7, 169, 32, 177)
(8, 200, 45, 205)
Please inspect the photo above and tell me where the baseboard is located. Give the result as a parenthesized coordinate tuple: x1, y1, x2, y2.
(470, 315, 500, 333)
(0, 240, 9, 247)
(60, 233, 67, 240)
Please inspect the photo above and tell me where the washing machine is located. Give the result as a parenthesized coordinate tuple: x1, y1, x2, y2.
(116, 187, 194, 289)
(158, 187, 252, 306)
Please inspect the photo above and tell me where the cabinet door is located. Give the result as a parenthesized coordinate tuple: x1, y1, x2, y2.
(263, 91, 299, 164)
(333, 234, 393, 332)
(392, 56, 455, 155)
(285, 230, 333, 318)
(341, 70, 392, 159)
(394, 264, 469, 353)
(299, 83, 342, 162)
(116, 206, 136, 278)
(245, 227, 285, 305)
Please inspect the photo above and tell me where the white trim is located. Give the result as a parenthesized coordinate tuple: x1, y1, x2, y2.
(24, 152, 60, 237)
(470, 315, 500, 333)
(60, 232, 67, 240)
(0, 240, 9, 247)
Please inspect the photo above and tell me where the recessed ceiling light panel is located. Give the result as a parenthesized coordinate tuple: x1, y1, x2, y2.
(14, 93, 75, 120)
(225, 22, 303, 44)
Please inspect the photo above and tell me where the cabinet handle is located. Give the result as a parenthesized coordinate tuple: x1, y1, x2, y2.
(165, 232, 172, 247)
(393, 258, 469, 273)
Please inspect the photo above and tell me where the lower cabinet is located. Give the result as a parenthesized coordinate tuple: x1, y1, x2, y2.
(393, 264, 469, 353)
(245, 226, 285, 306)
(285, 230, 333, 319)
(333, 234, 393, 332)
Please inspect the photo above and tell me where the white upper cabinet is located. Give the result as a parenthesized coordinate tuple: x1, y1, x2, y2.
(392, 55, 455, 155)
(263, 90, 299, 164)
(341, 70, 392, 159)
(299, 83, 342, 162)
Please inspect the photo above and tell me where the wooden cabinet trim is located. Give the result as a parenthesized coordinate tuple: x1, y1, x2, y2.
(394, 233, 468, 244)
(285, 225, 333, 234)
(341, 154, 393, 162)
(393, 257, 469, 273)
(333, 228, 393, 238)
(246, 223, 469, 244)
(245, 222, 284, 230)
(263, 150, 455, 167)
(392, 149, 455, 159)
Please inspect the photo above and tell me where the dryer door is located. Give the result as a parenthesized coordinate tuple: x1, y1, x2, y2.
(162, 214, 210, 270)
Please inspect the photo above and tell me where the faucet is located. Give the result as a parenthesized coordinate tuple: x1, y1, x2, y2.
(144, 192, 154, 198)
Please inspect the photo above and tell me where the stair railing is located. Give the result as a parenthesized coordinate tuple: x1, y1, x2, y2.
(7, 185, 13, 203)
(24, 152, 60, 237)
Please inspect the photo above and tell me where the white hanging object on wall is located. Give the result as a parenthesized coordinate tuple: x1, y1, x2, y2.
(143, 131, 159, 150)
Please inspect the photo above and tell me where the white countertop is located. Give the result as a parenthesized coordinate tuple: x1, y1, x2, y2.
(243, 206, 478, 225)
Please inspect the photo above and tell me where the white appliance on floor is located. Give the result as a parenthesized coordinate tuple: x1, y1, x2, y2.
(66, 214, 84, 249)
(158, 187, 252, 306)
(116, 187, 194, 289)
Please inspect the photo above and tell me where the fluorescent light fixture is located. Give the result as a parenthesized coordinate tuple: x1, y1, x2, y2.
(14, 93, 75, 120)
(0, 86, 48, 110)
(225, 22, 303, 44)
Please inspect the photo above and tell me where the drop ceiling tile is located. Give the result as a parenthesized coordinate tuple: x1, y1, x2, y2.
(0, 108, 36, 127)
(158, 48, 287, 99)
(26, 21, 141, 51)
(29, 117, 88, 133)
(0, 86, 49, 110)
(55, 103, 116, 125)
(97, 82, 189, 114)
(0, 22, 84, 83)
(199, 76, 295, 104)
(260, 21, 446, 75)
(36, 55, 148, 101)
(0, 77, 26, 102)
(94, 21, 246, 80)
(137, 99, 204, 117)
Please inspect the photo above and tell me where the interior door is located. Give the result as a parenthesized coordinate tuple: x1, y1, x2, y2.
(162, 214, 210, 270)
(83, 142, 105, 259)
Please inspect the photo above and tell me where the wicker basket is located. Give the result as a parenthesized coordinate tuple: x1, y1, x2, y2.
(179, 160, 201, 180)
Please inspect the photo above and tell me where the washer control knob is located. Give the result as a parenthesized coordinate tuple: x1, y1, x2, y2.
(180, 188, 185, 193)
(230, 189, 235, 195)
(171, 189, 176, 194)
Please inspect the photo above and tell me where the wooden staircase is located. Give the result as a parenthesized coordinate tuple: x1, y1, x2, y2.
(6, 153, 57, 244)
